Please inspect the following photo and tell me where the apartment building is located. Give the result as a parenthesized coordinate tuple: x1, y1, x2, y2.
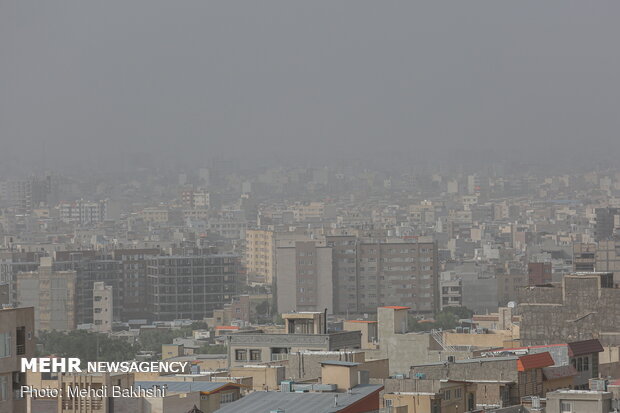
(327, 236, 439, 315)
(16, 257, 76, 332)
(0, 307, 35, 413)
(244, 229, 275, 284)
(92, 282, 113, 333)
(276, 240, 334, 313)
(59, 199, 107, 225)
(53, 251, 122, 325)
(146, 255, 240, 321)
(112, 248, 160, 321)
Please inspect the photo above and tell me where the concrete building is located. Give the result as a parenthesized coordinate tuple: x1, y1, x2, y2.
(376, 306, 474, 375)
(112, 248, 161, 321)
(595, 207, 620, 241)
(528, 262, 553, 286)
(59, 199, 107, 225)
(440, 272, 463, 310)
(226, 312, 361, 368)
(382, 379, 477, 413)
(276, 240, 334, 313)
(546, 389, 612, 413)
(146, 255, 240, 321)
(410, 352, 555, 409)
(244, 229, 275, 284)
(0, 307, 35, 413)
(53, 251, 123, 326)
(328, 236, 439, 315)
(16, 257, 76, 332)
(499, 339, 604, 390)
(596, 239, 620, 284)
(92, 282, 113, 332)
(519, 272, 620, 346)
(573, 242, 596, 272)
(497, 272, 527, 306)
(343, 320, 378, 350)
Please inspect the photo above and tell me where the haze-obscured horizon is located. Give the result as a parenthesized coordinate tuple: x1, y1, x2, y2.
(2, 1, 620, 174)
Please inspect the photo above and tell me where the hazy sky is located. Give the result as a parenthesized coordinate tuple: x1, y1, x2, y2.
(2, 1, 620, 172)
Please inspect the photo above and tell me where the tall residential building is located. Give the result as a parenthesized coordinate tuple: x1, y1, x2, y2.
(4, 176, 50, 214)
(146, 255, 240, 321)
(0, 251, 45, 305)
(245, 229, 315, 285)
(595, 207, 620, 241)
(16, 257, 76, 332)
(112, 248, 161, 321)
(0, 307, 35, 413)
(59, 199, 108, 225)
(53, 251, 122, 325)
(245, 229, 276, 284)
(328, 236, 439, 315)
(276, 240, 334, 314)
(92, 282, 113, 332)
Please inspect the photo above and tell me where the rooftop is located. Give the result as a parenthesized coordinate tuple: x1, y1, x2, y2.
(213, 384, 383, 413)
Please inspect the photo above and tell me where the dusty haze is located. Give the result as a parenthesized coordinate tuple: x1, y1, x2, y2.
(2, 1, 619, 173)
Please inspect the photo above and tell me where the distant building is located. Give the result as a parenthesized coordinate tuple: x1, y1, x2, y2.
(573, 242, 597, 272)
(92, 282, 113, 332)
(244, 229, 275, 284)
(16, 257, 76, 332)
(595, 207, 620, 241)
(528, 262, 552, 285)
(327, 236, 439, 315)
(146, 255, 240, 321)
(59, 199, 108, 225)
(276, 240, 334, 313)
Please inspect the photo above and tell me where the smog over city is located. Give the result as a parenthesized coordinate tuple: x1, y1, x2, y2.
(1, 2, 620, 413)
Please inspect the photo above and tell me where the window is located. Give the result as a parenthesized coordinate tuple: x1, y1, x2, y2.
(583, 356, 589, 371)
(442, 390, 451, 400)
(454, 388, 462, 399)
(220, 392, 238, 404)
(561, 401, 572, 413)
(235, 350, 247, 361)
(384, 399, 393, 407)
(0, 376, 6, 401)
(250, 350, 261, 361)
(577, 357, 583, 372)
(0, 333, 11, 358)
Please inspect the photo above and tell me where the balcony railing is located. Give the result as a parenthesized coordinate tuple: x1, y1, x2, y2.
(16, 344, 26, 355)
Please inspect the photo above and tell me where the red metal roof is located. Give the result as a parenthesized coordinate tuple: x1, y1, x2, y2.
(216, 326, 239, 330)
(517, 352, 554, 371)
(380, 306, 410, 310)
(567, 339, 604, 357)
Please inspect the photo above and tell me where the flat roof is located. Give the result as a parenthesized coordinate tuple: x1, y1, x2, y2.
(213, 384, 383, 413)
(319, 361, 360, 367)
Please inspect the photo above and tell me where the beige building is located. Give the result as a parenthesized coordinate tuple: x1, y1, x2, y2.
(343, 320, 378, 350)
(546, 390, 612, 413)
(0, 307, 35, 413)
(138, 207, 169, 223)
(383, 380, 477, 413)
(16, 257, 76, 332)
(276, 240, 334, 313)
(245, 229, 276, 284)
(92, 282, 113, 332)
(57, 372, 133, 413)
